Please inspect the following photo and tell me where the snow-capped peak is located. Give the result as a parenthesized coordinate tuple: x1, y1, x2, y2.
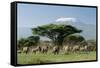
(55, 17, 76, 23)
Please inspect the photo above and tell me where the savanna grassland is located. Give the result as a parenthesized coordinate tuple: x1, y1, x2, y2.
(17, 24, 97, 64)
(17, 51, 96, 64)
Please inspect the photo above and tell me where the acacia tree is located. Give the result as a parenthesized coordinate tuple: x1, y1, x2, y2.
(17, 38, 28, 49)
(17, 36, 40, 49)
(63, 35, 85, 46)
(32, 24, 82, 46)
(27, 36, 40, 46)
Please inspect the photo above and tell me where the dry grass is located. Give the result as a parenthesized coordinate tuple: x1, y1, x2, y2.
(17, 51, 96, 64)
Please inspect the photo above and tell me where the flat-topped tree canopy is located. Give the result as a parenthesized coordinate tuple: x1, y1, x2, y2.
(32, 24, 82, 46)
(63, 34, 86, 45)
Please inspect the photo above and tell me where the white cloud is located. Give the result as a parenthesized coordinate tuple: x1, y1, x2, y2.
(55, 17, 76, 23)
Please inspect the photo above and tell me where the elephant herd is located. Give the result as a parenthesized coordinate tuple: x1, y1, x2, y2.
(17, 44, 96, 54)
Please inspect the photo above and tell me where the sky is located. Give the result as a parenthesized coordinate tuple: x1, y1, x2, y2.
(17, 3, 96, 40)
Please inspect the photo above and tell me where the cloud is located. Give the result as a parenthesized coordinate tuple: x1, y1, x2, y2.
(55, 17, 76, 23)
